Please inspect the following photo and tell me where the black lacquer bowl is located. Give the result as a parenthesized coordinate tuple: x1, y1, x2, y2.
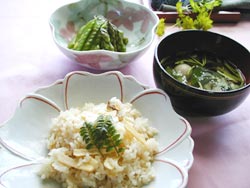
(153, 30, 250, 116)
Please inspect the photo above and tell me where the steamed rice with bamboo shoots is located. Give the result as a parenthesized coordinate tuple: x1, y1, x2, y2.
(39, 97, 159, 188)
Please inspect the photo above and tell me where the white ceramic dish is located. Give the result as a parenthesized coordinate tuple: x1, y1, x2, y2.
(0, 71, 194, 188)
(49, 0, 159, 70)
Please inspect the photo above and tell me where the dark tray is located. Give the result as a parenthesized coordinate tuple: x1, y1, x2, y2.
(141, 0, 241, 23)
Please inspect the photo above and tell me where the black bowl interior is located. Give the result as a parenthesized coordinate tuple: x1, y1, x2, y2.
(156, 30, 250, 84)
(154, 30, 250, 116)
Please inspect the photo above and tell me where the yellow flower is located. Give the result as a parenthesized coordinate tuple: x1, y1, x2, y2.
(156, 18, 166, 36)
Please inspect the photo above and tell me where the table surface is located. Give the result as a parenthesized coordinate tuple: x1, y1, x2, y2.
(0, 0, 250, 188)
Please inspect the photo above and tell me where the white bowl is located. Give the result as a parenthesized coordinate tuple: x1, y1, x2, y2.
(49, 0, 159, 70)
(0, 71, 194, 188)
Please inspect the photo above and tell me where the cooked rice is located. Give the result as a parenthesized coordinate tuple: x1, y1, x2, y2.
(39, 97, 159, 188)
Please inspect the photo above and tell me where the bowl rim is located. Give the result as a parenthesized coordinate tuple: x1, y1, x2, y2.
(49, 0, 159, 55)
(154, 30, 250, 96)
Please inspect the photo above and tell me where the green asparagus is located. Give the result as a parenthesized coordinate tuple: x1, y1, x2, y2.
(68, 16, 128, 52)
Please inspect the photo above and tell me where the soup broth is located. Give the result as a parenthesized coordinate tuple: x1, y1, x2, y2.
(161, 51, 246, 92)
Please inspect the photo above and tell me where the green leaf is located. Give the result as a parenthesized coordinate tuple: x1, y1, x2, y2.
(80, 115, 124, 157)
(86, 143, 94, 150)
(118, 148, 125, 153)
(176, 0, 222, 30)
(190, 0, 200, 13)
(106, 146, 114, 152)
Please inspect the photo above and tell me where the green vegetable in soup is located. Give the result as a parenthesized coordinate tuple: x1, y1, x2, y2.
(68, 16, 128, 52)
(161, 52, 245, 91)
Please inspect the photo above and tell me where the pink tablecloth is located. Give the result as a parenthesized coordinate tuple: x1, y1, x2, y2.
(0, 0, 250, 187)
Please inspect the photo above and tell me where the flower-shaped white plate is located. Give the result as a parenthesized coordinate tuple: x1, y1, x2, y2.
(0, 71, 194, 188)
